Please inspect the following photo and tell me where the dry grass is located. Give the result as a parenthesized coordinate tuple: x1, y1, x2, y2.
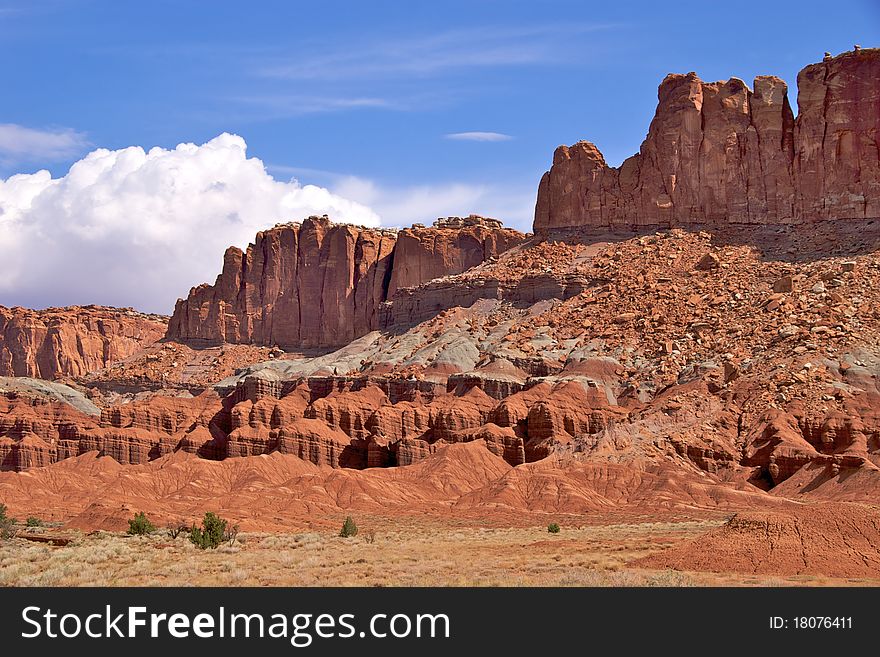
(1, 517, 876, 587)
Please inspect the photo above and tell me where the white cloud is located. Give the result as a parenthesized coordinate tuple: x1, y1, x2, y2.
(0, 133, 379, 314)
(445, 131, 513, 142)
(0, 123, 89, 163)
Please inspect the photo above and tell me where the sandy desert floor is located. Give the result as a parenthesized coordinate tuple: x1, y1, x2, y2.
(3, 515, 878, 587)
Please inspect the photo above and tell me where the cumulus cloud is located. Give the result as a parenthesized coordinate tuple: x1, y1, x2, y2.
(0, 133, 379, 314)
(444, 131, 513, 142)
(0, 123, 89, 164)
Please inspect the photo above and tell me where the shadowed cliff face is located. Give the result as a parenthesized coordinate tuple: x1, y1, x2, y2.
(165, 215, 525, 349)
(535, 48, 880, 233)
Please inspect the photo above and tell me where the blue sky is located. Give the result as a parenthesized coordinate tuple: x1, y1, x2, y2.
(0, 0, 878, 312)
(2, 0, 878, 228)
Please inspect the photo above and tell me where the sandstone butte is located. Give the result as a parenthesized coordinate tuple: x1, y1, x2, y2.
(3, 50, 880, 581)
(165, 214, 525, 348)
(0, 305, 167, 379)
(535, 48, 880, 233)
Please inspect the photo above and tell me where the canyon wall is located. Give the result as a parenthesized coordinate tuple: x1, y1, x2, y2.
(534, 48, 880, 233)
(166, 215, 525, 348)
(0, 306, 167, 379)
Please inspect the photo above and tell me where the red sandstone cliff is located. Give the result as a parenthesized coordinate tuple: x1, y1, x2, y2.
(166, 214, 525, 348)
(534, 48, 880, 233)
(386, 217, 523, 297)
(0, 306, 167, 379)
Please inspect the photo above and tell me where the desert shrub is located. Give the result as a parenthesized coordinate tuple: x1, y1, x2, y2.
(339, 516, 358, 538)
(224, 523, 240, 546)
(547, 523, 561, 534)
(190, 512, 227, 550)
(168, 525, 189, 539)
(128, 512, 157, 536)
(0, 504, 16, 540)
(364, 529, 376, 544)
(25, 516, 43, 527)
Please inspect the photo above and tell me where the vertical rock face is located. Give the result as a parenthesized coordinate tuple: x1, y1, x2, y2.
(795, 50, 880, 220)
(386, 216, 525, 297)
(0, 306, 167, 379)
(166, 215, 525, 348)
(534, 48, 880, 233)
(167, 216, 397, 348)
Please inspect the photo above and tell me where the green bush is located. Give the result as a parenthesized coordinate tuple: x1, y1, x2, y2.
(25, 516, 43, 527)
(0, 504, 17, 539)
(339, 516, 358, 538)
(190, 512, 227, 550)
(547, 523, 561, 534)
(128, 512, 157, 536)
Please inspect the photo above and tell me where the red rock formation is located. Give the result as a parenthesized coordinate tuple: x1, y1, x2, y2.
(0, 305, 167, 379)
(0, 433, 56, 470)
(101, 394, 224, 435)
(305, 385, 389, 439)
(430, 387, 497, 440)
(166, 215, 524, 348)
(0, 393, 97, 445)
(795, 50, 880, 219)
(386, 219, 525, 297)
(534, 48, 880, 233)
(276, 418, 354, 467)
(165, 216, 397, 348)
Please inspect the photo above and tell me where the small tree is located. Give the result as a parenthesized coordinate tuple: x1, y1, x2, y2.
(339, 516, 358, 538)
(128, 512, 157, 536)
(190, 512, 227, 549)
(26, 516, 43, 527)
(547, 523, 561, 534)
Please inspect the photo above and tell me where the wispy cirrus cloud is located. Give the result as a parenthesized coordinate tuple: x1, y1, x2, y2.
(0, 123, 89, 164)
(445, 131, 513, 142)
(257, 23, 620, 81)
(226, 95, 395, 120)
